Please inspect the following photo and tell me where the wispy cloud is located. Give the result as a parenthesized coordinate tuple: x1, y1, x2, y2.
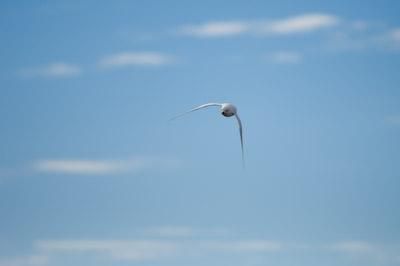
(34, 238, 282, 262)
(31, 237, 400, 263)
(267, 51, 303, 64)
(36, 240, 179, 261)
(178, 14, 400, 55)
(0, 255, 48, 266)
(264, 13, 339, 34)
(385, 115, 400, 125)
(32, 157, 181, 175)
(322, 20, 400, 53)
(4, 232, 400, 265)
(328, 241, 400, 264)
(387, 28, 400, 49)
(390, 28, 400, 43)
(141, 226, 230, 238)
(179, 21, 249, 37)
(143, 226, 196, 238)
(19, 63, 82, 78)
(98, 52, 175, 68)
(19, 52, 175, 79)
(205, 240, 282, 252)
(178, 13, 339, 38)
(330, 241, 376, 253)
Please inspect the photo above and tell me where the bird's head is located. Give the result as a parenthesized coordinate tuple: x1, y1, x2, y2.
(221, 103, 237, 117)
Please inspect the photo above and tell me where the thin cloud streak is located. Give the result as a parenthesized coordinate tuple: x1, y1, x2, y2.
(178, 13, 339, 38)
(3, 235, 399, 265)
(36, 240, 179, 261)
(179, 21, 249, 37)
(33, 157, 181, 175)
(35, 238, 283, 262)
(178, 14, 400, 54)
(328, 241, 400, 264)
(268, 51, 303, 64)
(330, 241, 376, 253)
(264, 13, 339, 34)
(143, 226, 196, 238)
(390, 28, 400, 42)
(98, 52, 175, 68)
(19, 63, 82, 78)
(0, 255, 48, 266)
(141, 226, 230, 238)
(204, 240, 282, 252)
(387, 28, 400, 49)
(384, 115, 400, 125)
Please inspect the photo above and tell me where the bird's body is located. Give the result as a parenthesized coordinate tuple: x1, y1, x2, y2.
(171, 102, 244, 167)
(221, 103, 237, 117)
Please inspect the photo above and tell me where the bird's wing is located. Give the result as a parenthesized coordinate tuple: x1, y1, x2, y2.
(170, 103, 222, 121)
(235, 113, 244, 167)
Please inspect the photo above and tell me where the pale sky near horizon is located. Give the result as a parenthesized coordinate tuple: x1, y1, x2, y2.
(1, 1, 400, 265)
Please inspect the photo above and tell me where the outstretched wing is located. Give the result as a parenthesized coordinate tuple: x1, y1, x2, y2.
(170, 103, 222, 121)
(235, 113, 244, 168)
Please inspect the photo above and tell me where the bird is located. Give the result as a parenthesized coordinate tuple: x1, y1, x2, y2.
(170, 103, 244, 167)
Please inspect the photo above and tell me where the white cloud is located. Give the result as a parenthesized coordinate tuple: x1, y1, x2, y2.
(387, 28, 400, 49)
(264, 13, 339, 34)
(179, 21, 249, 37)
(143, 226, 196, 237)
(385, 115, 400, 125)
(34, 159, 126, 175)
(20, 63, 82, 78)
(34, 238, 282, 262)
(141, 226, 231, 238)
(205, 240, 282, 252)
(98, 52, 174, 68)
(322, 21, 400, 53)
(6, 236, 400, 265)
(33, 157, 181, 175)
(36, 240, 178, 261)
(328, 241, 400, 264)
(268, 51, 303, 64)
(390, 28, 400, 42)
(0, 255, 48, 266)
(330, 241, 375, 253)
(178, 13, 339, 38)
(350, 20, 369, 31)
(178, 15, 400, 55)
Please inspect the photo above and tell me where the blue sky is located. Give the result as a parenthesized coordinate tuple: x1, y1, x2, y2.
(1, 0, 400, 265)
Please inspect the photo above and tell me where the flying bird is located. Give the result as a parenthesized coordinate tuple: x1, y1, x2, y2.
(171, 103, 244, 166)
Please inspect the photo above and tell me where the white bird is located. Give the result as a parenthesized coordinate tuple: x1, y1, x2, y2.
(171, 103, 244, 166)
